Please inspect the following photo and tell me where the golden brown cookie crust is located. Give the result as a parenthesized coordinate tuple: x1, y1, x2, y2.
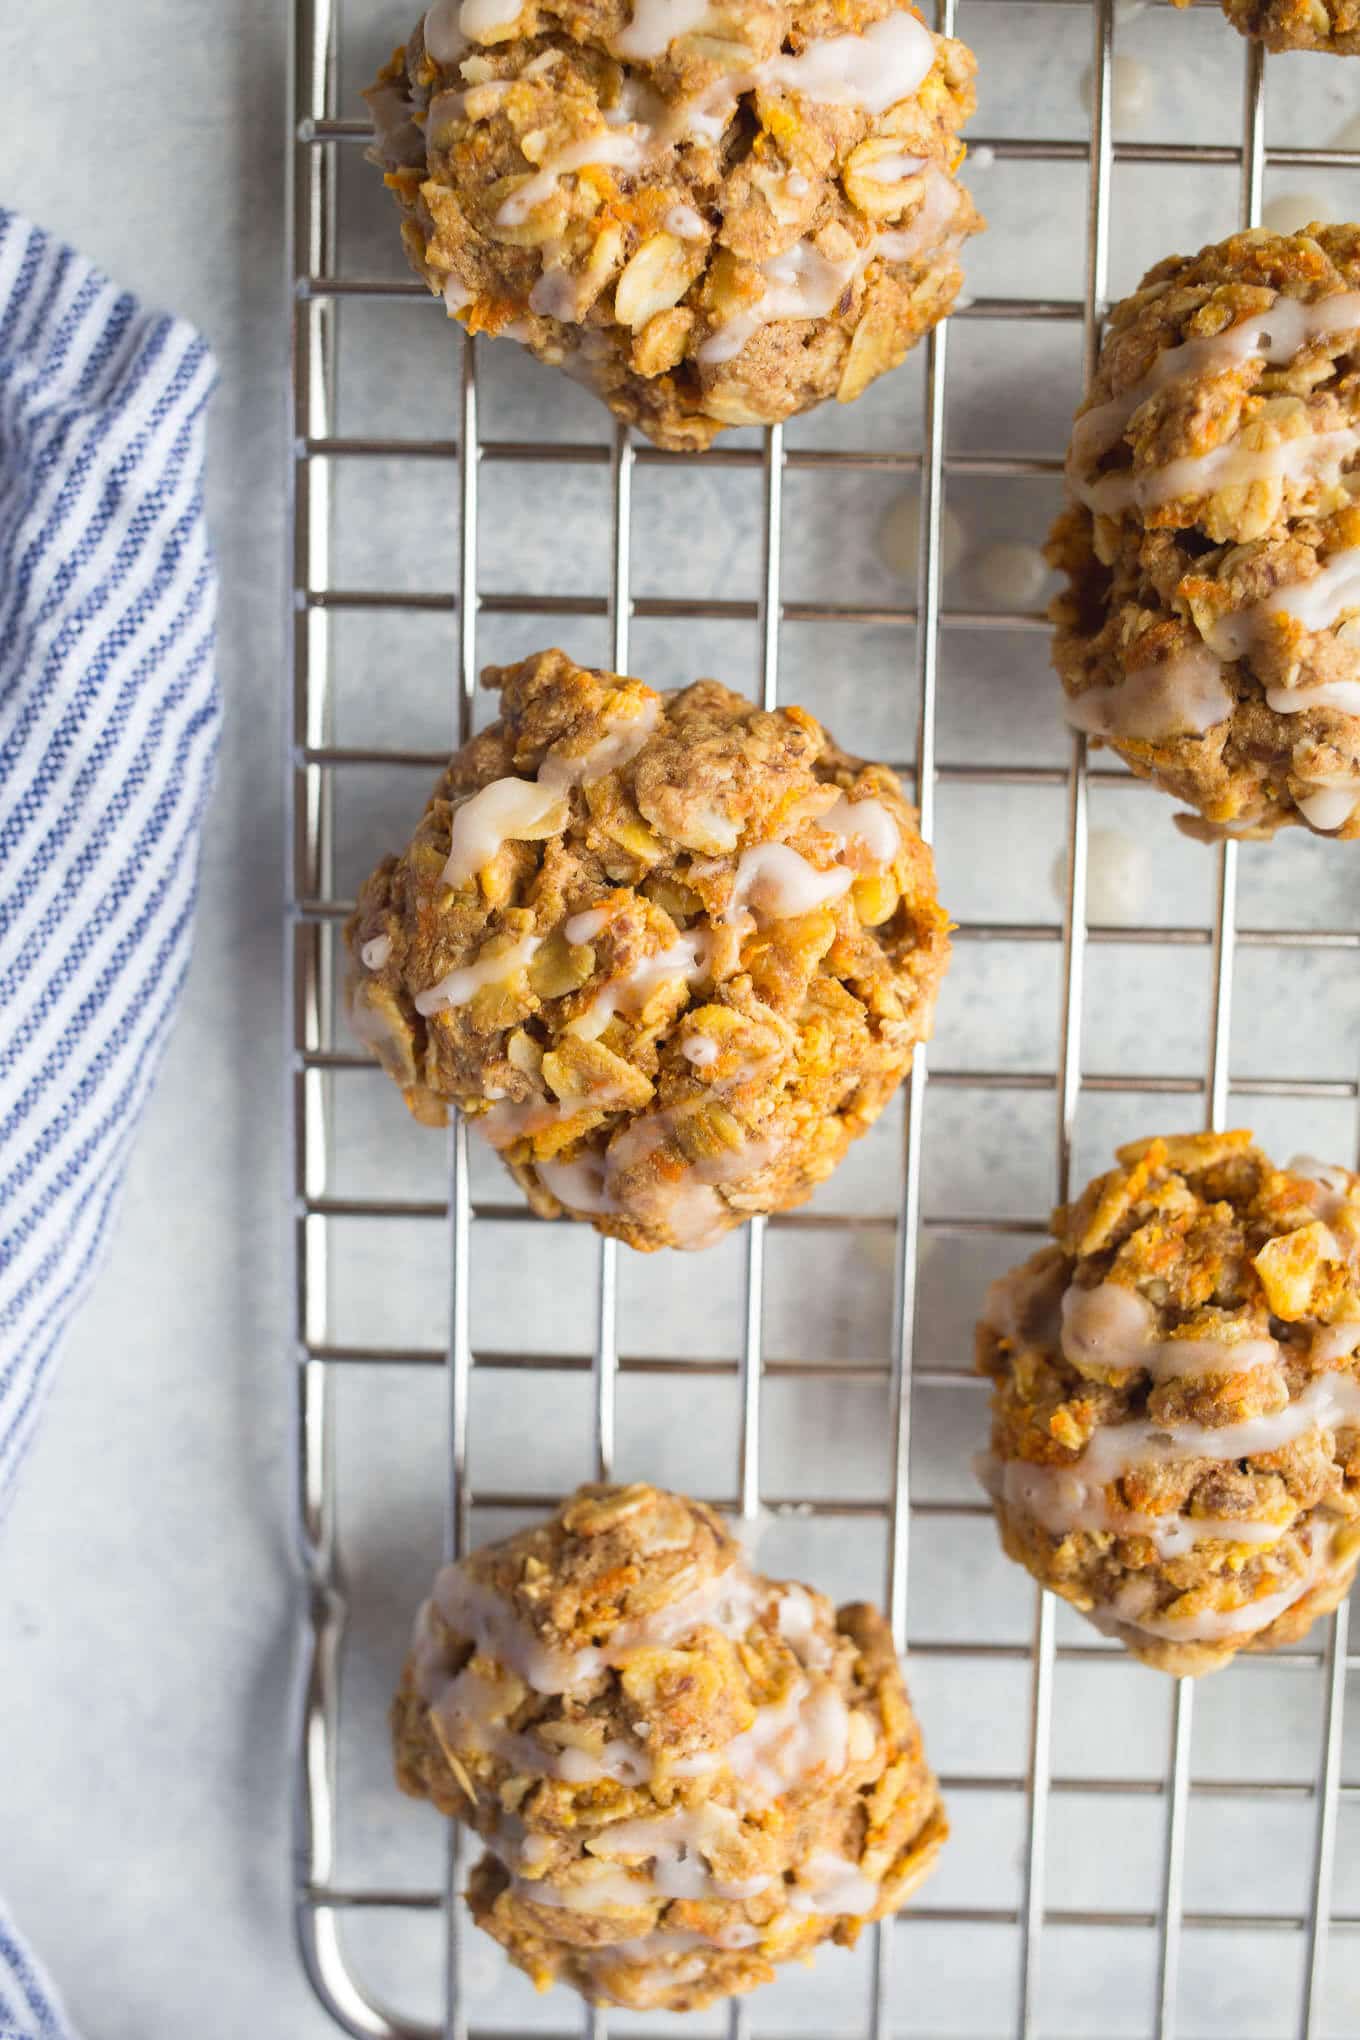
(393, 1482, 946, 2010)
(977, 1132, 1360, 1675)
(1048, 226, 1360, 841)
(1176, 0, 1360, 52)
(366, 0, 981, 449)
(346, 648, 950, 1252)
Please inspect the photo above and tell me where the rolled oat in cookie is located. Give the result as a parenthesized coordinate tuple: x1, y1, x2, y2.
(364, 0, 981, 449)
(1172, 0, 1360, 54)
(345, 647, 950, 1253)
(393, 1482, 947, 2010)
(1049, 225, 1360, 841)
(977, 1132, 1360, 1676)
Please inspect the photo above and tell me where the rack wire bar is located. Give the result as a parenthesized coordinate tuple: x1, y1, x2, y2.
(298, 114, 1360, 170)
(286, 1, 1360, 2035)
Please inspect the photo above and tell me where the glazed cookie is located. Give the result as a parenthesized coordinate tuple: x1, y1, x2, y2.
(394, 1482, 946, 2010)
(1049, 226, 1360, 840)
(977, 1131, 1360, 1675)
(346, 649, 949, 1252)
(1175, 0, 1360, 53)
(365, 0, 981, 450)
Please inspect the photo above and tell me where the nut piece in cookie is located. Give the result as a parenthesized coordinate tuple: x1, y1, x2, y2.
(364, 1, 982, 450)
(977, 1131, 1360, 1675)
(345, 647, 950, 1252)
(1049, 225, 1360, 840)
(393, 1481, 947, 2010)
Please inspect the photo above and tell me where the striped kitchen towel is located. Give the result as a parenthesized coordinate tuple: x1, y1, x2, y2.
(0, 209, 221, 2037)
(0, 1897, 78, 2040)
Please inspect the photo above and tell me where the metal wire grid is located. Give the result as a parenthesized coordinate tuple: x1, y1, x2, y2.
(286, 2, 1360, 2034)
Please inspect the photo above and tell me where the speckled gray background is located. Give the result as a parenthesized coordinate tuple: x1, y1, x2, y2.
(1, 2, 1359, 2036)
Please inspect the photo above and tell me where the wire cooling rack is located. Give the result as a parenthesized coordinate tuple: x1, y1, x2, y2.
(286, 2, 1360, 2034)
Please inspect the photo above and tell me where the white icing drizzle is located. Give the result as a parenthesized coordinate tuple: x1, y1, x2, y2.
(453, 9, 940, 299)
(1102, 1538, 1339, 1645)
(441, 698, 657, 888)
(776, 1582, 835, 1671)
(497, 129, 650, 228)
(510, 1863, 652, 1910)
(564, 906, 611, 944)
(610, 0, 718, 60)
(664, 202, 708, 241)
(818, 792, 900, 869)
(1078, 424, 1360, 518)
(682, 1033, 721, 1068)
(788, 1850, 880, 1918)
(424, 0, 467, 63)
(414, 932, 541, 1017)
(442, 778, 566, 888)
(538, 1105, 779, 1239)
(1034, 1366, 1360, 1495)
(1065, 645, 1234, 741)
(860, 152, 928, 183)
(1266, 677, 1360, 715)
(528, 265, 582, 320)
(420, 1570, 851, 1802)
(1280, 542, 1360, 628)
(699, 239, 862, 367)
(536, 1150, 621, 1215)
(437, 1661, 653, 1783)
(360, 933, 392, 971)
(987, 1454, 1290, 1561)
(586, 1806, 770, 1902)
(614, 1921, 761, 1958)
(460, 0, 522, 41)
(699, 178, 959, 367)
(611, 8, 935, 142)
(588, 1928, 741, 1961)
(1312, 1320, 1360, 1365)
(575, 1922, 762, 2001)
(719, 1675, 850, 1801)
(751, 11, 936, 114)
(876, 167, 963, 266)
(632, 9, 937, 147)
(726, 843, 853, 924)
(603, 1952, 710, 1991)
(478, 1087, 634, 1151)
(1070, 291, 1360, 479)
(1206, 543, 1360, 660)
(540, 696, 662, 788)
(430, 1559, 769, 1696)
(571, 931, 711, 1040)
(1298, 776, 1360, 832)
(1060, 1282, 1281, 1383)
(604, 1110, 779, 1249)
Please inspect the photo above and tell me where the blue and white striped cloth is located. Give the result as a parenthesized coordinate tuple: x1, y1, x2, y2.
(0, 210, 221, 2039)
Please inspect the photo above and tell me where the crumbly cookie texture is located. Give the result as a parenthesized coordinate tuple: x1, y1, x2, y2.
(1175, 0, 1360, 53)
(346, 648, 950, 1252)
(365, 0, 981, 450)
(393, 1482, 946, 2010)
(977, 1131, 1360, 1676)
(1048, 226, 1360, 841)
